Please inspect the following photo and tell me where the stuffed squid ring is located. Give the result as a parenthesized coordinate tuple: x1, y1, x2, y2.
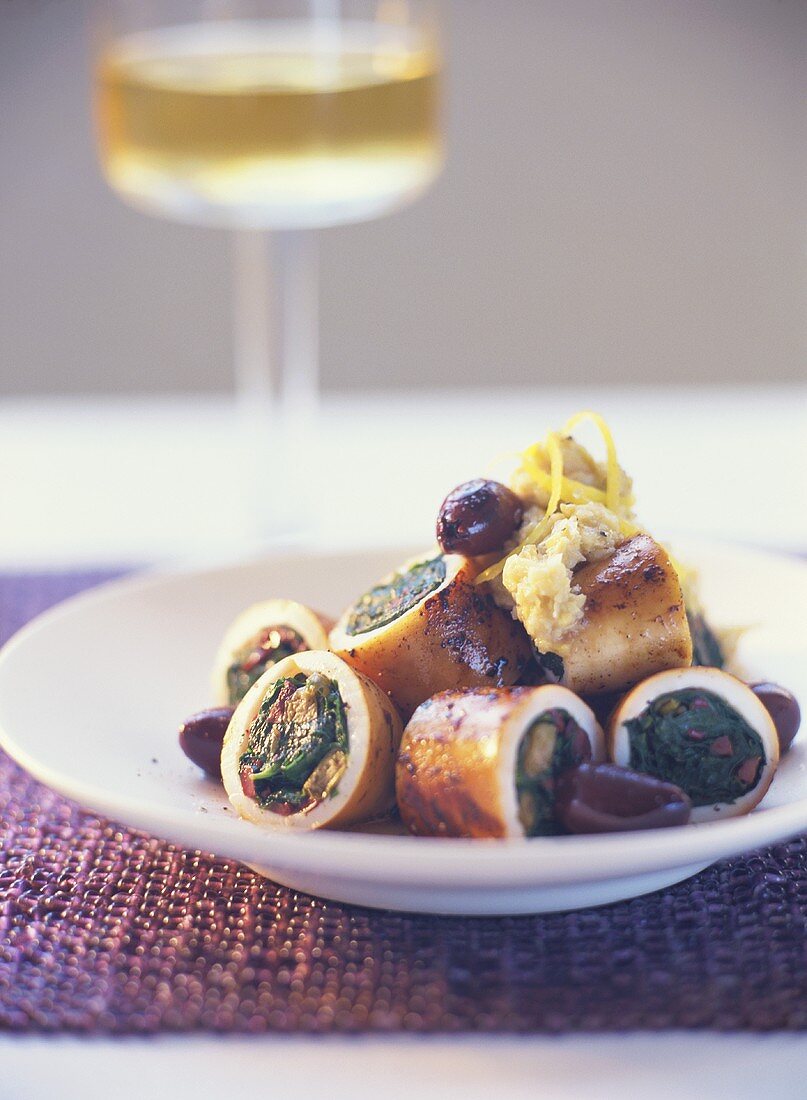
(330, 552, 533, 720)
(212, 599, 332, 707)
(396, 685, 605, 838)
(608, 667, 779, 822)
(221, 650, 402, 830)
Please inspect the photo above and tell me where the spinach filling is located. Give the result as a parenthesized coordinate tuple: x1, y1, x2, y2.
(535, 651, 564, 683)
(515, 708, 591, 836)
(226, 625, 306, 706)
(688, 611, 726, 668)
(239, 673, 348, 813)
(345, 555, 447, 636)
(626, 688, 764, 807)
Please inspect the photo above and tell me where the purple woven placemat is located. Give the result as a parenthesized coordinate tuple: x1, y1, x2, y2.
(1, 571, 806, 1034)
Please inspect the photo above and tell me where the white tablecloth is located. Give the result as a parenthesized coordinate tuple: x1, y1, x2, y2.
(0, 1033, 806, 1100)
(1, 385, 805, 568)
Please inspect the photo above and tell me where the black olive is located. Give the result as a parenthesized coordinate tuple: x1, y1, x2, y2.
(555, 763, 692, 833)
(179, 707, 234, 779)
(436, 479, 523, 556)
(749, 682, 801, 753)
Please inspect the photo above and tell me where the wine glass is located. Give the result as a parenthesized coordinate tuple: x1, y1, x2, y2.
(92, 0, 443, 540)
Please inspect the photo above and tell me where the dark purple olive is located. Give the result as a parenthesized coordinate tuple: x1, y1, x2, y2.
(179, 707, 234, 779)
(555, 763, 691, 834)
(436, 479, 523, 556)
(749, 682, 801, 753)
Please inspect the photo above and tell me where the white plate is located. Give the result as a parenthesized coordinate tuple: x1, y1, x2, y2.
(0, 541, 805, 916)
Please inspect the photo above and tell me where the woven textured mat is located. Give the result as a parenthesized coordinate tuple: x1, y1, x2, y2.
(1, 571, 806, 1034)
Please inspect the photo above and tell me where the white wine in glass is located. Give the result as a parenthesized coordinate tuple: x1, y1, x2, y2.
(97, 19, 442, 228)
(92, 2, 443, 539)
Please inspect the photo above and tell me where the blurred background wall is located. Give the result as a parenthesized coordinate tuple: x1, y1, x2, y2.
(0, 0, 804, 396)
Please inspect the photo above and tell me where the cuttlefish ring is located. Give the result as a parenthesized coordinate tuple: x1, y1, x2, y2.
(330, 551, 533, 720)
(221, 650, 402, 830)
(608, 666, 779, 822)
(396, 685, 605, 838)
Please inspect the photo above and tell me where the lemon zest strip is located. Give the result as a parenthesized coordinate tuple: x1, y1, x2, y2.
(522, 462, 609, 506)
(562, 410, 620, 513)
(475, 431, 564, 586)
(474, 412, 630, 587)
(483, 449, 524, 481)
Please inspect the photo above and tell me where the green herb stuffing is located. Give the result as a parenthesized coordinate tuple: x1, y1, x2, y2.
(515, 708, 588, 836)
(688, 611, 726, 668)
(535, 651, 565, 683)
(626, 688, 764, 806)
(345, 555, 447, 636)
(239, 673, 348, 810)
(226, 626, 306, 706)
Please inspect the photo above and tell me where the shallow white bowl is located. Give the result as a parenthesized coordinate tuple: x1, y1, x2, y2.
(0, 541, 805, 915)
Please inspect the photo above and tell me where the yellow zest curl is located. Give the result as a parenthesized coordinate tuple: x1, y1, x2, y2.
(475, 411, 630, 586)
(475, 432, 564, 586)
(483, 449, 525, 482)
(522, 462, 608, 506)
(562, 410, 620, 513)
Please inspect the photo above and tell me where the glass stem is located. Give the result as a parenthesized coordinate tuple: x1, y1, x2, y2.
(278, 229, 319, 451)
(231, 228, 319, 543)
(232, 228, 274, 415)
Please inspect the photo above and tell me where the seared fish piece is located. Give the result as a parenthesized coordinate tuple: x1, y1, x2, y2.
(608, 666, 779, 822)
(396, 685, 604, 838)
(560, 535, 693, 695)
(330, 552, 533, 720)
(222, 650, 402, 830)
